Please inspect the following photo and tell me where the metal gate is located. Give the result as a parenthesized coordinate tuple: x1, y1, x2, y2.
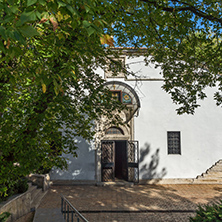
(101, 141, 115, 182)
(127, 141, 139, 183)
(101, 140, 139, 183)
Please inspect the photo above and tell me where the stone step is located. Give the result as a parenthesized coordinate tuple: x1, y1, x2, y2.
(193, 178, 222, 184)
(216, 160, 222, 164)
(209, 164, 222, 169)
(196, 174, 222, 180)
(202, 172, 222, 178)
(33, 208, 65, 222)
(31, 187, 42, 201)
(28, 185, 38, 200)
(207, 168, 222, 172)
(209, 165, 222, 168)
(195, 159, 222, 183)
(31, 190, 48, 211)
(196, 175, 203, 179)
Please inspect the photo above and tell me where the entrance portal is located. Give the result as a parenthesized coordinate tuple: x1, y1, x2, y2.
(101, 140, 139, 183)
(98, 81, 141, 184)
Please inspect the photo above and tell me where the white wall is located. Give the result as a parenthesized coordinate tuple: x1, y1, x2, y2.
(124, 56, 222, 179)
(50, 137, 95, 180)
(51, 54, 222, 181)
(135, 82, 222, 179)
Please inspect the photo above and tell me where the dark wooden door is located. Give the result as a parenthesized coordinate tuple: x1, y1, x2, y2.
(101, 140, 139, 183)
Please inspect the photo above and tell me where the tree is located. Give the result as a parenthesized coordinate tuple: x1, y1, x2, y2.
(0, 0, 124, 196)
(110, 0, 222, 114)
(1, 0, 222, 196)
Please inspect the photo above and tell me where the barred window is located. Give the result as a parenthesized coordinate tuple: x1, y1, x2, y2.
(167, 131, 181, 154)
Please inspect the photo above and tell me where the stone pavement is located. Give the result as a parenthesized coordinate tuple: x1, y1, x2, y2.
(33, 208, 65, 222)
(37, 184, 222, 222)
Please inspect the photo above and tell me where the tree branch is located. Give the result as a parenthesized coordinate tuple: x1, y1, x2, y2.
(140, 0, 222, 25)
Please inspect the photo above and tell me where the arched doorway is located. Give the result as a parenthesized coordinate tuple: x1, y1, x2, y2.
(97, 81, 140, 183)
(101, 139, 139, 183)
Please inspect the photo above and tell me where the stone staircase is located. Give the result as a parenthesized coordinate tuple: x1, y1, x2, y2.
(193, 160, 222, 184)
(0, 183, 48, 221)
(29, 183, 48, 211)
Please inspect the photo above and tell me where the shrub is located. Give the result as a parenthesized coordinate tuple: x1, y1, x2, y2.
(35, 166, 52, 174)
(0, 177, 28, 202)
(190, 201, 222, 222)
(0, 187, 8, 201)
(0, 181, 16, 202)
(0, 212, 11, 222)
(15, 178, 28, 194)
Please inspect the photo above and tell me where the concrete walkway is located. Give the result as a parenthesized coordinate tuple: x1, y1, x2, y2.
(36, 184, 222, 221)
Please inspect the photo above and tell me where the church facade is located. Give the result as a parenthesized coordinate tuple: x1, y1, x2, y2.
(50, 51, 222, 184)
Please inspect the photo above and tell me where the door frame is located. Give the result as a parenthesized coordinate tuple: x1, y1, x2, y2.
(100, 140, 139, 183)
(101, 140, 128, 182)
(95, 109, 137, 183)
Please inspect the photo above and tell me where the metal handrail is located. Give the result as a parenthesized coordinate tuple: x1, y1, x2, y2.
(61, 194, 89, 222)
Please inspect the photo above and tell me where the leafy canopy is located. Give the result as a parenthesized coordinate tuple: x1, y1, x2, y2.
(1, 0, 222, 196)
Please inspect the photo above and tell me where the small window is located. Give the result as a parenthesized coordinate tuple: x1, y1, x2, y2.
(106, 127, 124, 135)
(109, 58, 125, 71)
(105, 57, 126, 78)
(167, 131, 181, 154)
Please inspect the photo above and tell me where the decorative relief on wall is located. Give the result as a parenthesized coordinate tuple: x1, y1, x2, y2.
(122, 92, 132, 104)
(104, 81, 140, 122)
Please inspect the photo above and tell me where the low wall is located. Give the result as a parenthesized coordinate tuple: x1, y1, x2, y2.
(0, 189, 31, 222)
(0, 174, 50, 222)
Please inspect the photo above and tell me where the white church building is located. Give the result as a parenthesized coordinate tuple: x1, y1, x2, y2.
(50, 49, 222, 184)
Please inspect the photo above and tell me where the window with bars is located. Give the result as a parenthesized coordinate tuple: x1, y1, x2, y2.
(167, 131, 181, 154)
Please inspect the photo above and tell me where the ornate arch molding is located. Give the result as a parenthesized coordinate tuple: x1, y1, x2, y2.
(106, 126, 124, 135)
(104, 81, 140, 122)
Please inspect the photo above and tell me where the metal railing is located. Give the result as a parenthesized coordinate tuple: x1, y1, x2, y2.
(61, 194, 89, 222)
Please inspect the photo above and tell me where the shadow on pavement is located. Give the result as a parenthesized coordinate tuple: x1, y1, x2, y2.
(38, 184, 222, 222)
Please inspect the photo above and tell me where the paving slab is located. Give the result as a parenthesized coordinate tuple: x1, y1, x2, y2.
(37, 184, 222, 221)
(33, 208, 65, 222)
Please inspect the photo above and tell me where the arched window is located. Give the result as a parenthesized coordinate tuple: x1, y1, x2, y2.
(106, 127, 124, 135)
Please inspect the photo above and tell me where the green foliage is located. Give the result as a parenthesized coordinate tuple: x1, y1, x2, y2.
(1, 0, 222, 196)
(35, 166, 52, 175)
(0, 180, 16, 201)
(0, 212, 11, 222)
(190, 201, 222, 222)
(15, 178, 28, 194)
(0, 0, 124, 196)
(1, 0, 222, 112)
(0, 177, 28, 201)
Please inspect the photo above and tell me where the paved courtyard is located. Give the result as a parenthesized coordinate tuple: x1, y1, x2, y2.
(38, 184, 222, 221)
